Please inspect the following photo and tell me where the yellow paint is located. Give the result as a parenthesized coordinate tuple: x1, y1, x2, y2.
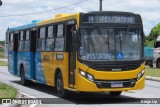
(41, 52, 69, 87)
(37, 13, 80, 27)
(75, 61, 145, 92)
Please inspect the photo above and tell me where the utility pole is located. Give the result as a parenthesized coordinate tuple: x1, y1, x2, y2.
(0, 0, 2, 6)
(99, 0, 103, 11)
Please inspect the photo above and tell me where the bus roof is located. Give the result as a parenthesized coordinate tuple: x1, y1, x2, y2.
(8, 13, 80, 32)
(8, 20, 40, 32)
(37, 13, 80, 26)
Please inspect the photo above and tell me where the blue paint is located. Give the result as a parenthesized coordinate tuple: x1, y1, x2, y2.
(35, 52, 46, 84)
(8, 20, 40, 32)
(17, 52, 36, 80)
(117, 53, 124, 59)
(8, 42, 17, 75)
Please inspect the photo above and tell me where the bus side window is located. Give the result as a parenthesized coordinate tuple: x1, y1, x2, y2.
(54, 24, 64, 52)
(37, 27, 46, 51)
(24, 30, 30, 51)
(9, 33, 13, 51)
(45, 26, 54, 51)
(18, 31, 24, 51)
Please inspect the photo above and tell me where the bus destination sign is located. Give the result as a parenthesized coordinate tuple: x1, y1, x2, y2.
(88, 15, 135, 24)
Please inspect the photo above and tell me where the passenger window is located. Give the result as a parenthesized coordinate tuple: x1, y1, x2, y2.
(57, 24, 64, 37)
(20, 31, 24, 40)
(10, 33, 13, 41)
(54, 24, 64, 51)
(48, 26, 54, 38)
(24, 30, 30, 51)
(18, 31, 24, 51)
(9, 33, 14, 51)
(40, 27, 46, 38)
(45, 38, 54, 51)
(24, 41, 30, 51)
(19, 41, 24, 51)
(26, 30, 30, 40)
(54, 38, 64, 51)
(37, 39, 45, 51)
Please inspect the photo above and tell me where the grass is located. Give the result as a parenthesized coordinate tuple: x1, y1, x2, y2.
(0, 82, 17, 104)
(0, 52, 4, 58)
(145, 67, 160, 77)
(0, 60, 8, 66)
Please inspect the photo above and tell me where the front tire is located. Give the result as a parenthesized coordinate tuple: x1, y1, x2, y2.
(56, 72, 68, 98)
(109, 91, 122, 96)
(20, 66, 28, 86)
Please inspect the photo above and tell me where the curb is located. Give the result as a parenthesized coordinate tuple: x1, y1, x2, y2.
(0, 80, 21, 107)
(145, 76, 160, 82)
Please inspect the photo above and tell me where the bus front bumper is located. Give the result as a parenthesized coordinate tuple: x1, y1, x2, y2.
(76, 74, 145, 92)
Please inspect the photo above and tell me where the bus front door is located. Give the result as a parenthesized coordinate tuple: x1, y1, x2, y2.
(30, 29, 37, 80)
(67, 24, 76, 88)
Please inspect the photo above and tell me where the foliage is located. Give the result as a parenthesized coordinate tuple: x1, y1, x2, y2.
(0, 41, 5, 45)
(145, 23, 160, 47)
(0, 48, 4, 52)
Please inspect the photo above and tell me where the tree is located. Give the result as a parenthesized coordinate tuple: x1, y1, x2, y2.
(149, 23, 160, 41)
(145, 23, 160, 47)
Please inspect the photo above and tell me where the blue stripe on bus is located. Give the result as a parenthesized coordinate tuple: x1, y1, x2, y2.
(9, 23, 36, 32)
(35, 52, 46, 84)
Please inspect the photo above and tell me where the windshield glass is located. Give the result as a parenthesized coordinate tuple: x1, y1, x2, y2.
(79, 27, 142, 61)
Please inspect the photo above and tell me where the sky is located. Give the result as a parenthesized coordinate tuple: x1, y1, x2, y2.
(0, 0, 160, 41)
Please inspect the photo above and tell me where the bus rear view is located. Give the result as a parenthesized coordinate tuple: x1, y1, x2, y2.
(76, 11, 145, 96)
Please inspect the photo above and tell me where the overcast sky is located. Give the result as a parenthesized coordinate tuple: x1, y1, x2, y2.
(0, 0, 160, 40)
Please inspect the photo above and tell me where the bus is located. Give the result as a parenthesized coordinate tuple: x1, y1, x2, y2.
(6, 11, 145, 98)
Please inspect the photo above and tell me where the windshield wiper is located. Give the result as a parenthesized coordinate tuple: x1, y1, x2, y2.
(121, 26, 130, 42)
(94, 24, 109, 44)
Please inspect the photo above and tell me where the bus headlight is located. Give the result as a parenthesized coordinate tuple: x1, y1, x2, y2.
(79, 69, 95, 82)
(137, 70, 145, 80)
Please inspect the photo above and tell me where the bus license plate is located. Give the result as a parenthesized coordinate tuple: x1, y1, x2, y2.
(111, 83, 123, 88)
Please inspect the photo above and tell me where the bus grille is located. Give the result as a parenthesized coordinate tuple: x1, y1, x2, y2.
(90, 62, 141, 71)
(95, 79, 136, 88)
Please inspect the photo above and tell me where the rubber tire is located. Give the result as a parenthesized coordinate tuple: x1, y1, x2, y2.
(20, 66, 28, 86)
(56, 72, 68, 98)
(109, 91, 122, 96)
(156, 60, 160, 68)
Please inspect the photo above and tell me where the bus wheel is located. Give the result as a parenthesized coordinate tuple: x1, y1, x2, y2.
(20, 66, 28, 86)
(156, 60, 160, 68)
(56, 72, 68, 98)
(109, 91, 122, 96)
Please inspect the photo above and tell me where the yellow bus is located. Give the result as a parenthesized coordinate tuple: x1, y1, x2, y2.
(7, 11, 145, 98)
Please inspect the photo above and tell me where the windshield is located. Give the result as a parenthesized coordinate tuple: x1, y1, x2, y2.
(79, 27, 142, 61)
